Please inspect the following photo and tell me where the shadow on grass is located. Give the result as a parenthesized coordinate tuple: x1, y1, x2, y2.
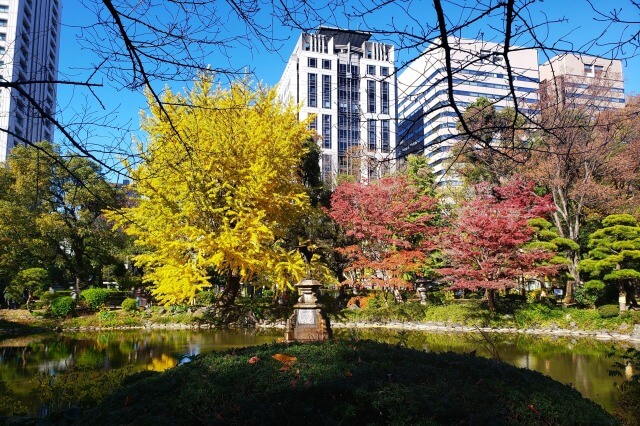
(0, 310, 55, 335)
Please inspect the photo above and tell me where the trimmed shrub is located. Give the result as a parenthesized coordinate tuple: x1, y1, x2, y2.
(121, 298, 138, 312)
(598, 304, 619, 318)
(50, 296, 76, 318)
(194, 291, 217, 306)
(80, 288, 111, 311)
(574, 280, 606, 308)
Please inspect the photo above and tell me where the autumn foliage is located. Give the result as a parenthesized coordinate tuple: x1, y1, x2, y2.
(328, 175, 438, 289)
(108, 77, 320, 306)
(439, 177, 560, 310)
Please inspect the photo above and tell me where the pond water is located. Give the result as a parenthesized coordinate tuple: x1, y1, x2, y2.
(0, 327, 636, 415)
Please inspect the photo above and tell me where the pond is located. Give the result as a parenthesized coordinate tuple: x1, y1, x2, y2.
(0, 327, 636, 415)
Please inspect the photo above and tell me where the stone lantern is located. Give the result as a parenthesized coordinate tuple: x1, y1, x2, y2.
(285, 278, 332, 342)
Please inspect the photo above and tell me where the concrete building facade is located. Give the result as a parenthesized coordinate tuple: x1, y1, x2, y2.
(0, 0, 61, 163)
(277, 27, 396, 184)
(396, 38, 540, 186)
(539, 53, 625, 111)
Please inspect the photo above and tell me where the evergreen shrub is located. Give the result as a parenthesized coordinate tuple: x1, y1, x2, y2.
(598, 304, 619, 318)
(121, 298, 138, 312)
(80, 288, 111, 311)
(50, 296, 75, 318)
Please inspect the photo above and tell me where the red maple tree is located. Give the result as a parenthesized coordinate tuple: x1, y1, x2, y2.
(328, 175, 438, 290)
(439, 176, 560, 310)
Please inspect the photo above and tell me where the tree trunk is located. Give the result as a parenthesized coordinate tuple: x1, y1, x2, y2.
(218, 271, 241, 307)
(619, 283, 628, 312)
(485, 288, 497, 311)
(74, 275, 82, 295)
(563, 251, 580, 305)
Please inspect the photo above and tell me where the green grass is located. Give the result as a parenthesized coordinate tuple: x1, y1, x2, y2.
(72, 340, 615, 425)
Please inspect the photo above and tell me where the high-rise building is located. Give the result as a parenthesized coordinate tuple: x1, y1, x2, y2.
(0, 0, 61, 163)
(396, 38, 539, 186)
(277, 27, 396, 183)
(539, 54, 625, 111)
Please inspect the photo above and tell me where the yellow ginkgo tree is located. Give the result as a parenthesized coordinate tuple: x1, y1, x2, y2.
(108, 77, 325, 306)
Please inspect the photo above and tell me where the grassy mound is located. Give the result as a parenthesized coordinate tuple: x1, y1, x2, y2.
(80, 340, 615, 425)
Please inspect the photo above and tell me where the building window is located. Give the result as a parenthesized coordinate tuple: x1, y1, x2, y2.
(309, 116, 317, 131)
(0, 19, 7, 27)
(322, 114, 332, 149)
(367, 65, 376, 75)
(368, 119, 376, 150)
(367, 80, 376, 113)
(322, 75, 331, 108)
(380, 67, 389, 76)
(308, 73, 317, 107)
(350, 116, 360, 143)
(594, 65, 604, 75)
(480, 49, 491, 63)
(322, 59, 331, 70)
(308, 57, 317, 68)
(381, 120, 390, 153)
(322, 154, 332, 183)
(338, 115, 347, 151)
(0, 5, 8, 13)
(583, 63, 594, 76)
(381, 81, 389, 114)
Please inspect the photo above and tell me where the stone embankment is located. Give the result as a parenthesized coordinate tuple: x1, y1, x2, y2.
(251, 320, 640, 343)
(328, 321, 640, 343)
(59, 320, 640, 343)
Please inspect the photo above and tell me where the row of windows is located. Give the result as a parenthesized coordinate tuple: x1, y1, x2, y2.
(565, 92, 625, 104)
(452, 78, 538, 93)
(309, 74, 391, 113)
(398, 66, 539, 111)
(565, 81, 625, 94)
(308, 56, 392, 79)
(366, 80, 390, 114)
(399, 81, 534, 117)
(316, 115, 391, 153)
(308, 74, 334, 108)
(308, 57, 332, 70)
(366, 65, 390, 76)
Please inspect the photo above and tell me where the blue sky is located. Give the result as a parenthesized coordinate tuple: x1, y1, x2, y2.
(55, 0, 640, 171)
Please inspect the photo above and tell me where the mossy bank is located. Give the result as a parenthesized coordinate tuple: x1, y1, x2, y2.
(69, 339, 615, 425)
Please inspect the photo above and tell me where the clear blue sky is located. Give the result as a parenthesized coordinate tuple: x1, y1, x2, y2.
(55, 0, 640, 171)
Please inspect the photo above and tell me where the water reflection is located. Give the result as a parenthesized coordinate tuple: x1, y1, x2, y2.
(0, 328, 279, 411)
(0, 328, 636, 414)
(332, 328, 638, 412)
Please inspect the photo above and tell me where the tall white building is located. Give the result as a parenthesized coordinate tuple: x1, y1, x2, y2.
(539, 54, 625, 111)
(0, 0, 61, 163)
(277, 27, 396, 183)
(396, 38, 539, 186)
